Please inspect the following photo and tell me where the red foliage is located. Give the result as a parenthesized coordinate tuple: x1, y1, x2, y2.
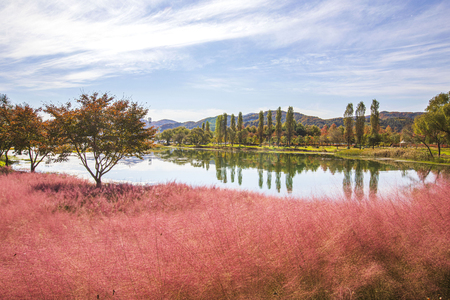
(1, 171, 449, 299)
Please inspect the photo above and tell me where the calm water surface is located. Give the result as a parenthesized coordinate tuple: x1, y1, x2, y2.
(13, 148, 447, 199)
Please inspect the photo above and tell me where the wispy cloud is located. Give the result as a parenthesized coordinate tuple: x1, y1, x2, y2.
(0, 0, 449, 114)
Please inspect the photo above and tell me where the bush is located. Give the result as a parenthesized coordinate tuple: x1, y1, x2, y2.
(1, 172, 449, 299)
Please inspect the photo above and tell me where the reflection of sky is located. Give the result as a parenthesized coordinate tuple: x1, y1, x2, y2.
(13, 154, 437, 199)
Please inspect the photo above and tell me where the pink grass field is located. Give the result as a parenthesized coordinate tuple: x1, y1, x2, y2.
(0, 169, 449, 299)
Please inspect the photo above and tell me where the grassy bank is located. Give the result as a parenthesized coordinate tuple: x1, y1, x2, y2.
(166, 144, 450, 165)
(337, 147, 450, 164)
(1, 169, 449, 299)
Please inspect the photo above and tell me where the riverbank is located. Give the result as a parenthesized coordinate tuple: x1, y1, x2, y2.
(160, 144, 450, 166)
(1, 169, 449, 299)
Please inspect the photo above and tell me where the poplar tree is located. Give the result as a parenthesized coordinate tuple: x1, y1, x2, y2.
(285, 106, 295, 146)
(237, 112, 243, 131)
(205, 121, 210, 132)
(231, 114, 236, 131)
(355, 101, 366, 149)
(215, 115, 223, 144)
(237, 112, 244, 146)
(344, 103, 354, 148)
(276, 107, 282, 146)
(230, 114, 236, 146)
(267, 109, 273, 145)
(369, 99, 380, 148)
(257, 110, 264, 146)
(222, 113, 228, 145)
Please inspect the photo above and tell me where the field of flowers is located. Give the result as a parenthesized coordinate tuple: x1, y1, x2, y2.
(0, 168, 449, 299)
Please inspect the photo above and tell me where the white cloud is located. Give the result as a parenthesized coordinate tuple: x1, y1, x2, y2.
(0, 0, 449, 106)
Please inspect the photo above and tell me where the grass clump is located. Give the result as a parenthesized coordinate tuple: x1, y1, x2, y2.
(0, 171, 450, 299)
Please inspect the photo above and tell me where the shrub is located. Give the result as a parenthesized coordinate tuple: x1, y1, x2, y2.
(0, 172, 449, 299)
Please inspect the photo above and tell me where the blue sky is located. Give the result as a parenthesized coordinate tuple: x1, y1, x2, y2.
(1, 0, 449, 122)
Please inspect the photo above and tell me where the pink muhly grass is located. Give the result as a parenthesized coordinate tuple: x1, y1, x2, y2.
(0, 171, 449, 299)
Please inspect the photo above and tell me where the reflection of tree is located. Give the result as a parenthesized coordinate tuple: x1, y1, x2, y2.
(416, 166, 432, 182)
(286, 173, 293, 193)
(230, 167, 235, 183)
(152, 148, 443, 195)
(276, 171, 281, 193)
(343, 160, 352, 199)
(354, 160, 364, 200)
(369, 161, 379, 199)
(267, 171, 272, 190)
(258, 169, 263, 189)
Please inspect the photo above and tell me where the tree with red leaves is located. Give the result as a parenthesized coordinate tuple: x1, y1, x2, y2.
(45, 92, 156, 188)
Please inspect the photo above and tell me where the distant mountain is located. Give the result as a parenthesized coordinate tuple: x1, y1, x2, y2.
(151, 119, 178, 127)
(151, 110, 423, 133)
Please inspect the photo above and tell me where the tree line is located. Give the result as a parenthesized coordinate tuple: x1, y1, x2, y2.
(158, 101, 404, 148)
(0, 93, 156, 187)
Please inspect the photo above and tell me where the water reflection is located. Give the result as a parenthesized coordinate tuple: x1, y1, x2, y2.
(154, 148, 448, 198)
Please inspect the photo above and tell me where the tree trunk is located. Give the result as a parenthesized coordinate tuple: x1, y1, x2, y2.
(4, 150, 9, 166)
(96, 178, 102, 188)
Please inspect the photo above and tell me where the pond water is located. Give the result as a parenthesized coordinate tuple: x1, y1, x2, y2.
(13, 148, 447, 199)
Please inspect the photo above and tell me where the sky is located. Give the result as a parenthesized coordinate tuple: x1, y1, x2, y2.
(1, 0, 449, 122)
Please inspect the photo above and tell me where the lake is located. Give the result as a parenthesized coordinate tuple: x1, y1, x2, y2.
(12, 148, 447, 199)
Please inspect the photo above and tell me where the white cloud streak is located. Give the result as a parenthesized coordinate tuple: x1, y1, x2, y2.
(0, 0, 449, 103)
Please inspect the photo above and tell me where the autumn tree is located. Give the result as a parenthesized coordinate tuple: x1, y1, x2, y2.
(12, 104, 64, 172)
(355, 101, 366, 149)
(45, 92, 156, 188)
(276, 107, 282, 146)
(329, 123, 343, 148)
(344, 103, 354, 148)
(0, 94, 14, 166)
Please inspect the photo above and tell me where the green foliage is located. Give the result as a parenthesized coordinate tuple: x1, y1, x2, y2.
(276, 107, 282, 146)
(285, 106, 295, 146)
(344, 103, 354, 147)
(355, 101, 366, 149)
(258, 110, 264, 145)
(370, 99, 380, 136)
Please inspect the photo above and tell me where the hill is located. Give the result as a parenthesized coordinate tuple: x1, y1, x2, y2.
(153, 110, 423, 133)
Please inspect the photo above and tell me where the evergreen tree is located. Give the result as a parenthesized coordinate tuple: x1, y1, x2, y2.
(355, 101, 366, 149)
(344, 103, 354, 148)
(267, 109, 273, 144)
(285, 106, 295, 146)
(276, 107, 282, 146)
